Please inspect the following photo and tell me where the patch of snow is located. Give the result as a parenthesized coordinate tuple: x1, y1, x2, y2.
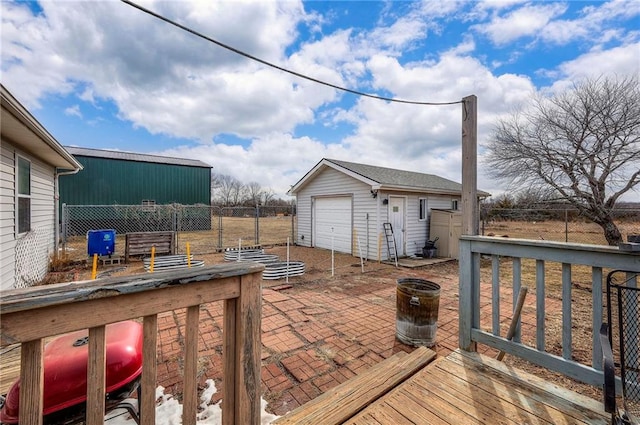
(104, 380, 280, 425)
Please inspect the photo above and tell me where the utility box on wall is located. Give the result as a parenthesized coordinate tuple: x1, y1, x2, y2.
(429, 209, 462, 259)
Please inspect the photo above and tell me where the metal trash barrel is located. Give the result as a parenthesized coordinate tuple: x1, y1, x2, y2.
(396, 278, 441, 347)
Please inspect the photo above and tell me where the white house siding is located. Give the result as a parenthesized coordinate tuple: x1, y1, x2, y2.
(0, 141, 16, 290)
(0, 141, 56, 290)
(30, 153, 56, 254)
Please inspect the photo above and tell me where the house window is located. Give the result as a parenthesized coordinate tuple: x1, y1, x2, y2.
(452, 199, 459, 210)
(17, 156, 31, 234)
(419, 198, 428, 221)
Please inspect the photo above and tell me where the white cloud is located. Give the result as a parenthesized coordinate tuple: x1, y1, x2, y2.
(541, 0, 640, 46)
(156, 133, 349, 197)
(1, 0, 314, 140)
(474, 3, 568, 45)
(547, 42, 640, 91)
(64, 105, 82, 118)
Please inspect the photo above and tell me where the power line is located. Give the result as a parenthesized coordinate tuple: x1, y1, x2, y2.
(121, 0, 462, 106)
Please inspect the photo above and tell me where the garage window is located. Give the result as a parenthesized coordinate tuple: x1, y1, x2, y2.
(419, 198, 428, 221)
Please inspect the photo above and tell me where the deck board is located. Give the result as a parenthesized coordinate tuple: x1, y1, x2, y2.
(426, 361, 569, 424)
(408, 369, 524, 425)
(353, 405, 414, 425)
(345, 350, 608, 425)
(0, 344, 21, 394)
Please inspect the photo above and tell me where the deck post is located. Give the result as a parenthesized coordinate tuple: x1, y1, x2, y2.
(19, 339, 44, 425)
(460, 94, 478, 353)
(223, 271, 262, 425)
(141, 315, 158, 425)
(459, 238, 476, 351)
(461, 94, 478, 237)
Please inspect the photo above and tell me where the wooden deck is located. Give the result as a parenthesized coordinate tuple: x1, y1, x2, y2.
(0, 344, 21, 395)
(277, 349, 609, 425)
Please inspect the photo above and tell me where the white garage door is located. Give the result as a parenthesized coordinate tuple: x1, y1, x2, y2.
(313, 197, 352, 253)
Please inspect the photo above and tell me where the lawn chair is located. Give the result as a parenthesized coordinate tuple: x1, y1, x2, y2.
(600, 269, 639, 425)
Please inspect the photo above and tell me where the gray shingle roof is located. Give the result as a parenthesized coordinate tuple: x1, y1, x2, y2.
(325, 158, 481, 194)
(64, 146, 211, 168)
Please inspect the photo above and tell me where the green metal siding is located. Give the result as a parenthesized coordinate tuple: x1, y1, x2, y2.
(60, 156, 211, 207)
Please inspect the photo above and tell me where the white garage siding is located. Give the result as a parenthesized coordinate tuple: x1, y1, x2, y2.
(396, 193, 461, 258)
(295, 167, 376, 256)
(313, 197, 352, 253)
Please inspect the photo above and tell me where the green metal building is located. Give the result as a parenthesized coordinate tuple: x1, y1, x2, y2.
(60, 147, 212, 208)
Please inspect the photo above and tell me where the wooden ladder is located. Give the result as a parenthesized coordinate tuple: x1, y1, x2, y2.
(383, 222, 398, 267)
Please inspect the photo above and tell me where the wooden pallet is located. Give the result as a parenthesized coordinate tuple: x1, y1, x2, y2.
(124, 231, 176, 262)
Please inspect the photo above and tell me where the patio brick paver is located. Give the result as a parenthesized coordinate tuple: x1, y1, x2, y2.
(153, 258, 528, 417)
(262, 328, 307, 353)
(281, 349, 333, 382)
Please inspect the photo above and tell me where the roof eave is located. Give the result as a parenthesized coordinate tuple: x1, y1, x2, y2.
(288, 158, 380, 195)
(379, 184, 490, 198)
(1, 85, 83, 170)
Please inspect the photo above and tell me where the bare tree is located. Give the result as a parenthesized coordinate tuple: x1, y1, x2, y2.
(245, 181, 263, 206)
(485, 76, 640, 245)
(260, 188, 276, 206)
(212, 174, 245, 206)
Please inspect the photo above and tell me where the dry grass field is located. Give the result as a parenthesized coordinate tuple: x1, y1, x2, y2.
(484, 218, 639, 245)
(62, 216, 638, 262)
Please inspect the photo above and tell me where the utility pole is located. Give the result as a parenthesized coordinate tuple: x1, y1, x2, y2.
(461, 95, 478, 236)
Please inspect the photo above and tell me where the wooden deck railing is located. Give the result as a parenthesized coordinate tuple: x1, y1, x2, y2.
(0, 263, 264, 425)
(459, 236, 640, 389)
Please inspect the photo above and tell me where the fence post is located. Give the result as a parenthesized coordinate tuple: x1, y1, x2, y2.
(255, 206, 260, 245)
(61, 203, 67, 248)
(291, 204, 295, 245)
(174, 205, 180, 253)
(565, 208, 569, 242)
(218, 209, 223, 251)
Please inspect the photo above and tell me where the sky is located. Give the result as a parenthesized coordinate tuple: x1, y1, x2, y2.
(1, 0, 639, 200)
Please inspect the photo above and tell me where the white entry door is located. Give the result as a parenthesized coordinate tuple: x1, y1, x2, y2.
(389, 196, 405, 256)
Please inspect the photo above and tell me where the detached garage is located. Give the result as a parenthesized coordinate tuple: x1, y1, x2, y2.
(288, 158, 490, 261)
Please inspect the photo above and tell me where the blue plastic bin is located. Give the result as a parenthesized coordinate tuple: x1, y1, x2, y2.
(87, 229, 116, 256)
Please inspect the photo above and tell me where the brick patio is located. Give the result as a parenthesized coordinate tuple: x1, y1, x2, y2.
(155, 259, 516, 417)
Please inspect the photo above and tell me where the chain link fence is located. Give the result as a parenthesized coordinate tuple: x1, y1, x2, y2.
(62, 203, 296, 259)
(480, 205, 639, 245)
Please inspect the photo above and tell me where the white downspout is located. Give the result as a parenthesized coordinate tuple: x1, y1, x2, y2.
(54, 168, 80, 253)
